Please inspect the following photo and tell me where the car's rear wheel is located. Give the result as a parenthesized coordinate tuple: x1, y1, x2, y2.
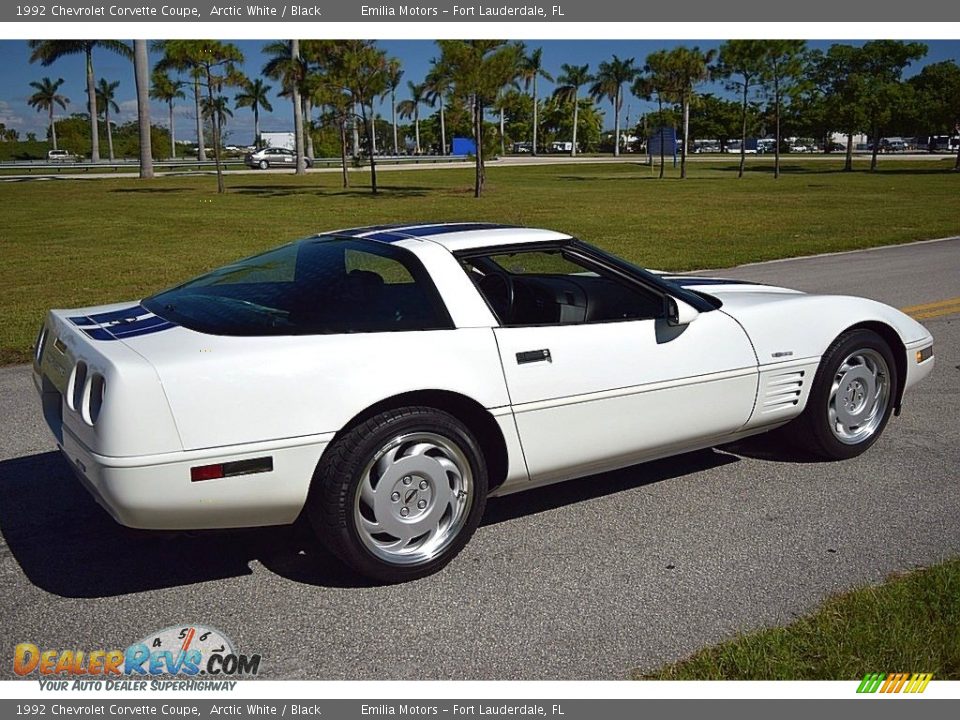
(258, 159, 268, 170)
(794, 329, 898, 460)
(308, 406, 488, 583)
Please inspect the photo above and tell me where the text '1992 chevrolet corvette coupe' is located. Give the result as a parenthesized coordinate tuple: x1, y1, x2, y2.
(34, 223, 935, 581)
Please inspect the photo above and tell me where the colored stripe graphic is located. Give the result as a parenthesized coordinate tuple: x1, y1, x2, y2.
(857, 672, 932, 694)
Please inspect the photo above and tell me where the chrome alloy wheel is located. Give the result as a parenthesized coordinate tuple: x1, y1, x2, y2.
(354, 432, 474, 565)
(827, 348, 891, 445)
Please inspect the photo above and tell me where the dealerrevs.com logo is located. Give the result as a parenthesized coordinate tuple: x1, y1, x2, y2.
(857, 673, 933, 694)
(14, 625, 261, 691)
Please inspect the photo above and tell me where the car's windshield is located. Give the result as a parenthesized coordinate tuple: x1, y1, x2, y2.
(143, 237, 453, 336)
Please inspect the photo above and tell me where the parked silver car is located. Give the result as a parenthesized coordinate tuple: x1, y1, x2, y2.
(244, 147, 313, 169)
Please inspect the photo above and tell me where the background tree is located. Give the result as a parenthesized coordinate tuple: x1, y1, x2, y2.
(133, 40, 153, 178)
(716, 40, 766, 178)
(437, 40, 523, 197)
(95, 78, 120, 161)
(234, 78, 273, 149)
(808, 45, 869, 171)
(263, 40, 307, 173)
(858, 40, 927, 171)
(155, 41, 207, 161)
(663, 46, 716, 178)
(687, 94, 742, 151)
(398, 81, 428, 154)
(757, 40, 806, 178)
(150, 71, 184, 158)
(384, 59, 403, 155)
(519, 46, 553, 156)
(553, 63, 592, 156)
(163, 40, 245, 192)
(28, 40, 132, 162)
(424, 61, 452, 155)
(908, 60, 960, 170)
(27, 77, 68, 151)
(590, 55, 638, 157)
(635, 51, 676, 178)
(340, 41, 390, 193)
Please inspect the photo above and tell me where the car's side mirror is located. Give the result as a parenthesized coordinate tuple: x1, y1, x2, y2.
(665, 296, 700, 327)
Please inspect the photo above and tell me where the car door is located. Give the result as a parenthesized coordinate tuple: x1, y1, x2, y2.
(468, 247, 759, 485)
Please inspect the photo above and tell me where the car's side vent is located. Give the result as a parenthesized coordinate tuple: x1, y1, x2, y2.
(760, 369, 805, 414)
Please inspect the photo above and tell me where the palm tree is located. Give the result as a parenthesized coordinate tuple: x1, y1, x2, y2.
(397, 81, 427, 154)
(553, 63, 592, 156)
(95, 78, 120, 161)
(424, 61, 451, 155)
(235, 78, 273, 149)
(133, 40, 153, 178)
(154, 41, 206, 161)
(27, 77, 68, 151)
(263, 40, 306, 173)
(28, 41, 132, 162)
(383, 59, 403, 155)
(590, 55, 638, 156)
(202, 95, 233, 139)
(519, 47, 554, 155)
(150, 71, 185, 158)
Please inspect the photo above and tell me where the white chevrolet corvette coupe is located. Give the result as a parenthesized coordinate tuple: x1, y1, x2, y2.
(34, 223, 935, 581)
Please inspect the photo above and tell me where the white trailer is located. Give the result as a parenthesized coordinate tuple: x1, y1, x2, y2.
(259, 132, 296, 151)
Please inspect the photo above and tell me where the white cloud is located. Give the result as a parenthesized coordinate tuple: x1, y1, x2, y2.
(0, 100, 26, 127)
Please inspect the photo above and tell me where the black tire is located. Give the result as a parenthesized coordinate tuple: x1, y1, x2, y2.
(307, 406, 488, 583)
(792, 329, 899, 460)
(258, 159, 269, 170)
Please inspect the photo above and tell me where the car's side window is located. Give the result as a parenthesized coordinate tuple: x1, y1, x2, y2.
(461, 248, 664, 327)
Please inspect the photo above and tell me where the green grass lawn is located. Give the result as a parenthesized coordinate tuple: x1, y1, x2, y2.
(642, 558, 960, 680)
(2, 158, 958, 364)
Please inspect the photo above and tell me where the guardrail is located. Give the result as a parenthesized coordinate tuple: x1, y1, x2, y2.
(0, 155, 475, 173)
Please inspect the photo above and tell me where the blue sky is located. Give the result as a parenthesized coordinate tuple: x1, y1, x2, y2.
(2, 39, 958, 145)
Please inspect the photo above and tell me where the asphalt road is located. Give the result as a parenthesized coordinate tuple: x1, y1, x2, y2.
(1, 239, 958, 680)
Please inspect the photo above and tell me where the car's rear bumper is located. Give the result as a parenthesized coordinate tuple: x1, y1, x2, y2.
(57, 424, 331, 530)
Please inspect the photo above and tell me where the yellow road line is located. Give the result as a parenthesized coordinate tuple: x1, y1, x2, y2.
(901, 296, 960, 320)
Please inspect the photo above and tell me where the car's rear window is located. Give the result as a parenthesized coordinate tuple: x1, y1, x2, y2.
(143, 237, 453, 336)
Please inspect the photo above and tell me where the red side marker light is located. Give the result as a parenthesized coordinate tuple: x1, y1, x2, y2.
(191, 464, 224, 482)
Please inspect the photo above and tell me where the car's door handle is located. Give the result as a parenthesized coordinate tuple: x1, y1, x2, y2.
(516, 349, 552, 365)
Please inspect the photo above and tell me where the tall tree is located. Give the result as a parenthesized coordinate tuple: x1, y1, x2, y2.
(234, 77, 273, 149)
(398, 81, 428, 154)
(716, 40, 767, 177)
(133, 40, 153, 178)
(437, 40, 523, 197)
(162, 40, 244, 192)
(859, 40, 927, 171)
(757, 40, 806, 178)
(28, 41, 132, 162)
(908, 60, 960, 170)
(150, 70, 185, 158)
(384, 59, 403, 156)
(634, 54, 673, 179)
(340, 41, 390, 193)
(95, 78, 120, 161)
(590, 55, 638, 157)
(552, 63, 592, 157)
(424, 61, 452, 155)
(155, 41, 206, 161)
(263, 40, 307, 173)
(808, 45, 869, 172)
(27, 76, 68, 151)
(661, 46, 716, 179)
(520, 46, 554, 156)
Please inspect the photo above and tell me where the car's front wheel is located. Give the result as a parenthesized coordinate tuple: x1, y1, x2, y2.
(258, 159, 269, 170)
(308, 406, 488, 583)
(794, 329, 898, 460)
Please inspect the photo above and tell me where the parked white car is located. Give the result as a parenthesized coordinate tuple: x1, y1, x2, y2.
(47, 149, 78, 162)
(34, 223, 935, 581)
